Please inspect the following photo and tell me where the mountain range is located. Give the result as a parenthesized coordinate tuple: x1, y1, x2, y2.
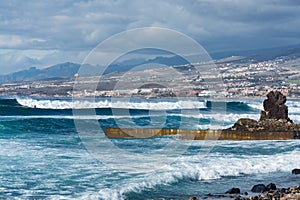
(0, 46, 300, 83)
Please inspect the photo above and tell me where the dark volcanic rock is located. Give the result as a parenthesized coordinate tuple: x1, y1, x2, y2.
(251, 184, 267, 193)
(292, 168, 300, 174)
(266, 183, 276, 191)
(244, 185, 300, 200)
(229, 91, 300, 133)
(231, 118, 258, 131)
(230, 118, 300, 132)
(257, 118, 294, 132)
(260, 91, 291, 122)
(226, 187, 240, 194)
(294, 131, 300, 139)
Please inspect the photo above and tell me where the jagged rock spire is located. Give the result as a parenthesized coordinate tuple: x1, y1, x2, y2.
(260, 91, 292, 122)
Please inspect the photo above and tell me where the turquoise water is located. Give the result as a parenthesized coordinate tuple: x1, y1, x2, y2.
(0, 98, 299, 199)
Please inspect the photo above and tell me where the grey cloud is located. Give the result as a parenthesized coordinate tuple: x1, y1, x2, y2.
(0, 0, 299, 73)
(1, 0, 299, 50)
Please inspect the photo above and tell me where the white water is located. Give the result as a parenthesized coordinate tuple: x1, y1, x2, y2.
(3, 97, 300, 199)
(87, 140, 300, 200)
(16, 98, 207, 110)
(248, 100, 300, 114)
(1, 137, 299, 200)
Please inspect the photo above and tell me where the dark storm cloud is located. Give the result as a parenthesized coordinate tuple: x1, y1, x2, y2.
(0, 0, 299, 73)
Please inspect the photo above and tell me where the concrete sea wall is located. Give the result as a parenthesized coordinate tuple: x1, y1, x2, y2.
(104, 128, 295, 140)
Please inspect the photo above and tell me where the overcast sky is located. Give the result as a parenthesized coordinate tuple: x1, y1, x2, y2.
(0, 0, 299, 74)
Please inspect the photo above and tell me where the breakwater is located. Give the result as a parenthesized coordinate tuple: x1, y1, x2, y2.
(104, 128, 296, 140)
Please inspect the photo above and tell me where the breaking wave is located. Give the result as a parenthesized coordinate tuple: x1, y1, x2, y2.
(91, 144, 300, 200)
(16, 98, 207, 110)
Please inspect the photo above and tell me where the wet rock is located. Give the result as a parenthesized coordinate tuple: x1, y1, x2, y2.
(231, 118, 258, 131)
(266, 183, 276, 191)
(292, 168, 300, 174)
(251, 184, 267, 193)
(187, 196, 197, 200)
(230, 117, 300, 132)
(294, 131, 300, 139)
(229, 91, 300, 133)
(226, 187, 241, 194)
(239, 185, 300, 200)
(280, 188, 287, 193)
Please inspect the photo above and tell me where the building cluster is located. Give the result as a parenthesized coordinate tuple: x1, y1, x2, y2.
(0, 56, 299, 98)
(218, 56, 300, 98)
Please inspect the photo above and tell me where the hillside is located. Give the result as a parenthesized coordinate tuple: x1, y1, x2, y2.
(0, 62, 80, 83)
(1, 46, 300, 83)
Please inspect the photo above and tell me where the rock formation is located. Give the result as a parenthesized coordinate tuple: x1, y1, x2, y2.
(260, 91, 291, 122)
(230, 91, 300, 136)
(242, 184, 300, 200)
(251, 184, 268, 193)
(292, 168, 300, 175)
(225, 187, 241, 194)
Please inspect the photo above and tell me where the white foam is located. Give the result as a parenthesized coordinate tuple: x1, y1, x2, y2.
(216, 140, 300, 149)
(287, 101, 300, 107)
(90, 146, 300, 200)
(0, 115, 141, 120)
(290, 114, 300, 123)
(16, 98, 207, 110)
(211, 113, 259, 123)
(247, 102, 263, 110)
(197, 124, 232, 130)
(247, 100, 300, 114)
(172, 113, 259, 122)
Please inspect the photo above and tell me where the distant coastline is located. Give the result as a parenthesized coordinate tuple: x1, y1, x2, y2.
(0, 46, 300, 99)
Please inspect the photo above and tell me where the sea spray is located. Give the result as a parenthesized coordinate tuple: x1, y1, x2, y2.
(16, 97, 207, 110)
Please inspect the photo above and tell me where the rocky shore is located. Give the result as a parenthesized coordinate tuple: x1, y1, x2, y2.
(186, 169, 300, 200)
(188, 184, 300, 200)
(241, 185, 300, 200)
(229, 91, 300, 136)
(185, 91, 300, 200)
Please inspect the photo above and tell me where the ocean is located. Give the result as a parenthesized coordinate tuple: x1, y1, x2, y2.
(0, 97, 299, 199)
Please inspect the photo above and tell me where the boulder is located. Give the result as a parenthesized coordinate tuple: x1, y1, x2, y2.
(257, 119, 295, 132)
(294, 131, 300, 139)
(266, 183, 277, 191)
(225, 187, 240, 194)
(292, 169, 300, 174)
(251, 184, 267, 193)
(231, 118, 258, 131)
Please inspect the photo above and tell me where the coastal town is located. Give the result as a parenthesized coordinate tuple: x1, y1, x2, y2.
(0, 51, 300, 99)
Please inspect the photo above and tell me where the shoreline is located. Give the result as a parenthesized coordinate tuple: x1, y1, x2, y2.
(203, 185, 300, 200)
(186, 181, 300, 200)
